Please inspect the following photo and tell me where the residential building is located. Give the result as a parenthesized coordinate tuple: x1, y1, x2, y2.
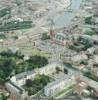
(35, 62, 64, 75)
(71, 54, 88, 64)
(74, 77, 88, 95)
(95, 46, 98, 54)
(5, 82, 28, 100)
(93, 55, 98, 65)
(10, 71, 36, 86)
(51, 33, 72, 46)
(44, 75, 75, 97)
(87, 47, 95, 55)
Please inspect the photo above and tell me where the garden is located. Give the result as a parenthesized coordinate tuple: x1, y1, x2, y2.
(24, 74, 51, 96)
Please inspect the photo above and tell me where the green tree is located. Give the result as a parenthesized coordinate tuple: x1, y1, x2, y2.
(0, 58, 16, 83)
(26, 79, 32, 87)
(85, 16, 92, 24)
(41, 33, 50, 40)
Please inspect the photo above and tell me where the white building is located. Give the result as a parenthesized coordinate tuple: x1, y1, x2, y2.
(93, 55, 98, 65)
(87, 47, 95, 55)
(93, 17, 98, 24)
(44, 75, 75, 97)
(5, 82, 28, 100)
(10, 71, 36, 86)
(71, 54, 88, 64)
(35, 62, 64, 75)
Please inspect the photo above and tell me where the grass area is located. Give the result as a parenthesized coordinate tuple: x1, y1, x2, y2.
(0, 48, 7, 52)
(55, 85, 74, 97)
(0, 95, 3, 100)
(84, 72, 98, 82)
(32, 48, 51, 58)
(65, 94, 81, 100)
(0, 20, 34, 32)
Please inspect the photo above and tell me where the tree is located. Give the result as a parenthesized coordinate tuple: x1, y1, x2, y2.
(56, 67, 61, 73)
(24, 75, 50, 96)
(27, 56, 48, 68)
(0, 50, 14, 57)
(26, 79, 32, 87)
(0, 58, 16, 83)
(85, 30, 96, 36)
(85, 16, 92, 24)
(64, 68, 68, 74)
(41, 33, 50, 40)
(80, 60, 88, 65)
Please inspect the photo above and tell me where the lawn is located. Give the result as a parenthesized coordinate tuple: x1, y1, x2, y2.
(32, 48, 51, 58)
(55, 85, 74, 97)
(0, 95, 3, 100)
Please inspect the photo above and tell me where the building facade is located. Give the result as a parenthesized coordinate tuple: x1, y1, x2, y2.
(44, 76, 75, 97)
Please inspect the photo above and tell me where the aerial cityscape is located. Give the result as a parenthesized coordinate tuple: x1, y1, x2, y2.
(0, 0, 98, 100)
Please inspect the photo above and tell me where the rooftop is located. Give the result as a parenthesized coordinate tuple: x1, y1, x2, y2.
(45, 74, 72, 89)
